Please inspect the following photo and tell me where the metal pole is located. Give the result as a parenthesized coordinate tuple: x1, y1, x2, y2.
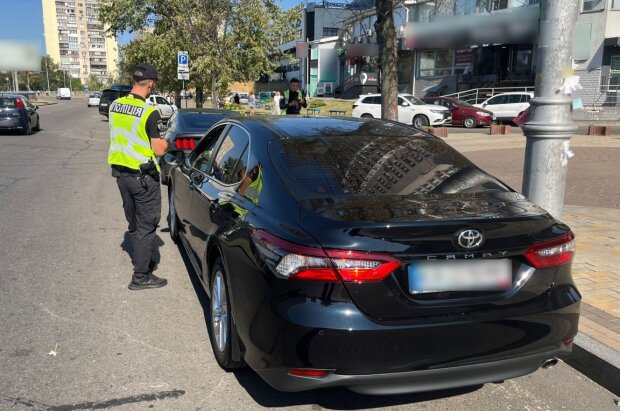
(45, 58, 51, 95)
(13, 71, 19, 92)
(521, 0, 579, 219)
(63, 70, 66, 87)
(412, 49, 417, 95)
(182, 79, 185, 108)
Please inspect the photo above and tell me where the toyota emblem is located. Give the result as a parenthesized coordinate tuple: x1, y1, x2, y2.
(457, 229, 483, 249)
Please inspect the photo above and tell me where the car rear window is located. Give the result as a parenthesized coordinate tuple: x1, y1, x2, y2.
(270, 134, 509, 199)
(0, 97, 18, 108)
(179, 113, 235, 132)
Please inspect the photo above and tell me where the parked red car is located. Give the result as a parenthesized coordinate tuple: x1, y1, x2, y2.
(422, 96, 494, 128)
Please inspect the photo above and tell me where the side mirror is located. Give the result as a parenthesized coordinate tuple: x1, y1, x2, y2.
(401, 102, 409, 107)
(482, 103, 487, 108)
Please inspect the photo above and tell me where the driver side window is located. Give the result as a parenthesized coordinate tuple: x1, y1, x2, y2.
(191, 124, 227, 173)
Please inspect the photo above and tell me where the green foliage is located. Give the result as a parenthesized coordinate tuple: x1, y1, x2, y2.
(100, 0, 302, 106)
(222, 102, 247, 116)
(308, 100, 326, 108)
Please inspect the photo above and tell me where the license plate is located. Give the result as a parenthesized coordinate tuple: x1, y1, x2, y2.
(408, 259, 512, 294)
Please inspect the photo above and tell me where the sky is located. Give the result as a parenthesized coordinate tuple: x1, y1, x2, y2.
(0, 0, 305, 56)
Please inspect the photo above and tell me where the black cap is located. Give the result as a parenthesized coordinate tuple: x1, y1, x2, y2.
(132, 63, 158, 81)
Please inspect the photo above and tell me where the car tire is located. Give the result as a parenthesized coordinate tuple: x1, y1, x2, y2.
(463, 116, 477, 129)
(168, 185, 179, 243)
(209, 258, 244, 369)
(22, 121, 32, 135)
(34, 117, 40, 132)
(361, 113, 373, 119)
(413, 115, 430, 129)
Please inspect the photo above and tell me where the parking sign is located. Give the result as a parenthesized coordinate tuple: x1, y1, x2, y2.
(177, 51, 189, 72)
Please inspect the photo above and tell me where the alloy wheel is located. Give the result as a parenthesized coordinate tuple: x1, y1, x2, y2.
(211, 271, 229, 352)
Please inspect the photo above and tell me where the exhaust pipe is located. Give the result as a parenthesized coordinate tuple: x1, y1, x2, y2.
(541, 358, 559, 369)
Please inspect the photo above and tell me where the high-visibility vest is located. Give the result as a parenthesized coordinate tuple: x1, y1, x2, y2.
(107, 94, 159, 171)
(244, 167, 263, 205)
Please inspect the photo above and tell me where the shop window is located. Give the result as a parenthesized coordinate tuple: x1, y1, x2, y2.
(513, 48, 533, 73)
(582, 0, 605, 12)
(419, 50, 453, 77)
(612, 0, 620, 9)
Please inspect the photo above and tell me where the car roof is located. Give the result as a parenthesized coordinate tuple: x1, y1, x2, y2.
(492, 92, 533, 95)
(227, 116, 425, 140)
(177, 108, 239, 115)
(0, 93, 25, 98)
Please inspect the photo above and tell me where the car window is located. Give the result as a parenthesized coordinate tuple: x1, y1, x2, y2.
(210, 125, 250, 184)
(156, 97, 168, 105)
(191, 124, 227, 173)
(271, 133, 510, 199)
(361, 96, 374, 104)
(180, 112, 238, 132)
(372, 96, 382, 104)
(0, 97, 17, 108)
(522, 94, 532, 103)
(487, 95, 509, 105)
(398, 97, 407, 106)
(507, 95, 523, 104)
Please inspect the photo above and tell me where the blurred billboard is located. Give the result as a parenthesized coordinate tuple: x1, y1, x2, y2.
(0, 41, 41, 71)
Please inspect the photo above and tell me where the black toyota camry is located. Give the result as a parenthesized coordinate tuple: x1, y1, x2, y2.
(167, 116, 580, 395)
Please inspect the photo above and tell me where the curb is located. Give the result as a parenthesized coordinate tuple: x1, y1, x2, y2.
(565, 333, 620, 396)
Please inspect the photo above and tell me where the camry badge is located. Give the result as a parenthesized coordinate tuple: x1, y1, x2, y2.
(457, 229, 484, 249)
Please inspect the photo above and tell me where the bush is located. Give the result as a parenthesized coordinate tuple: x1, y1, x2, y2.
(308, 99, 326, 108)
(222, 102, 246, 116)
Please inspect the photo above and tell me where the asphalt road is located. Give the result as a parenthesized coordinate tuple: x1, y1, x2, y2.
(0, 99, 618, 411)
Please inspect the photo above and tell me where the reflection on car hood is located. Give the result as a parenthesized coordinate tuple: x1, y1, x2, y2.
(299, 191, 548, 223)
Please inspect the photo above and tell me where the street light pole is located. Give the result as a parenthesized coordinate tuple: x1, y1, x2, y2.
(45, 57, 51, 96)
(521, 0, 579, 219)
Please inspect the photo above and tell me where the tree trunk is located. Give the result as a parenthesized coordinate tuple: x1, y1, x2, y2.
(211, 76, 219, 109)
(196, 84, 204, 108)
(175, 88, 182, 108)
(374, 0, 398, 121)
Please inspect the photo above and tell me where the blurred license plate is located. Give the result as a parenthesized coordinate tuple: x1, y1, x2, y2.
(409, 259, 512, 294)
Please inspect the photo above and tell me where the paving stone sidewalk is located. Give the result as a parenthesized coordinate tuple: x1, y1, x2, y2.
(446, 132, 620, 355)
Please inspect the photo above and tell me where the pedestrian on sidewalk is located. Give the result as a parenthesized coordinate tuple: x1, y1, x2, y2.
(248, 92, 256, 116)
(234, 93, 240, 105)
(273, 91, 281, 115)
(280, 78, 307, 115)
(108, 63, 170, 291)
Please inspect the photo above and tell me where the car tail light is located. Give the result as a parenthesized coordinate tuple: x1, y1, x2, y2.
(289, 369, 330, 378)
(253, 230, 401, 282)
(524, 232, 575, 269)
(16, 99, 24, 109)
(175, 136, 196, 150)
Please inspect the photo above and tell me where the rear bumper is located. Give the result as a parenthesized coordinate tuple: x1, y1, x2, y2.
(0, 118, 26, 129)
(258, 344, 572, 394)
(240, 283, 580, 393)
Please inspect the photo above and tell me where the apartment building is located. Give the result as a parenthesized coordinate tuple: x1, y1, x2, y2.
(42, 0, 118, 85)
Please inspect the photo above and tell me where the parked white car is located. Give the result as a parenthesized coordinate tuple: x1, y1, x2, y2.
(474, 92, 533, 122)
(225, 92, 249, 105)
(87, 92, 101, 107)
(147, 94, 178, 121)
(352, 93, 451, 128)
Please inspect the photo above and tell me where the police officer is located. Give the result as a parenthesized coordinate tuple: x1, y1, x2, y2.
(108, 63, 169, 290)
(279, 78, 307, 115)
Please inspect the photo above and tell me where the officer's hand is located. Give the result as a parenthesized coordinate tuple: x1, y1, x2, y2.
(151, 138, 169, 157)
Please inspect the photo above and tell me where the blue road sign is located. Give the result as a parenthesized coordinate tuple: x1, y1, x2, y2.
(178, 53, 188, 65)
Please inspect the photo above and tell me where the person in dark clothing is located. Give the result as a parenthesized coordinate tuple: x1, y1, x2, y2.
(233, 93, 241, 105)
(108, 63, 170, 290)
(279, 78, 307, 115)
